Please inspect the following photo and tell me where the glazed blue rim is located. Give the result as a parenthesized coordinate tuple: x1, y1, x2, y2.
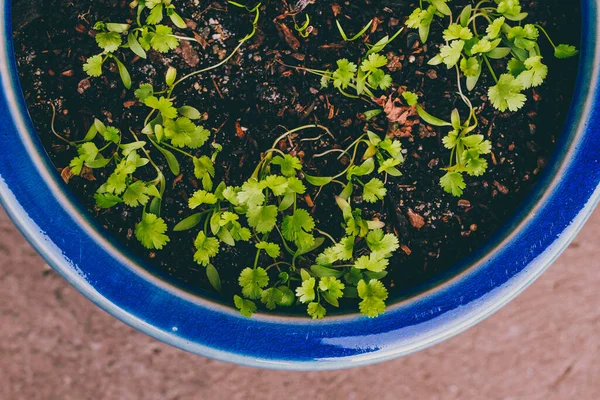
(1, 1, 599, 371)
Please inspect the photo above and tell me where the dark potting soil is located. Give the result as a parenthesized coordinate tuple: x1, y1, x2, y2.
(13, 0, 581, 310)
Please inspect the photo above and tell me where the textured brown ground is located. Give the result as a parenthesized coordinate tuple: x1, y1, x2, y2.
(1, 206, 599, 399)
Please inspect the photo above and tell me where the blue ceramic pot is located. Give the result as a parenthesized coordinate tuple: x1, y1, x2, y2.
(1, 1, 598, 370)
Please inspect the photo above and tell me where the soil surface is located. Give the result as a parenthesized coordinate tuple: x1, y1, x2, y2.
(13, 0, 581, 308)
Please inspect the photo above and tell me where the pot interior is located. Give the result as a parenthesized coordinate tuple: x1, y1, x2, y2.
(10, 0, 584, 316)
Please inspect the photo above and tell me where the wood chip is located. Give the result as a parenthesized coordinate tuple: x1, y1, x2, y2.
(235, 121, 245, 138)
(401, 245, 412, 255)
(458, 199, 471, 208)
(59, 167, 73, 184)
(407, 209, 425, 230)
(276, 23, 300, 51)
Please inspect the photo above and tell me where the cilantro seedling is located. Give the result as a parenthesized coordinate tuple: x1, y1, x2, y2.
(419, 0, 578, 111)
(403, 91, 491, 197)
(286, 23, 403, 99)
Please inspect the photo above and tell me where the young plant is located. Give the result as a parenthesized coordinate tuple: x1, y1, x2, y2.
(70, 1, 262, 256)
(405, 0, 452, 43)
(171, 122, 406, 319)
(83, 0, 201, 88)
(283, 20, 403, 99)
(403, 91, 491, 197)
(294, 14, 313, 38)
(318, 27, 404, 98)
(419, 0, 578, 111)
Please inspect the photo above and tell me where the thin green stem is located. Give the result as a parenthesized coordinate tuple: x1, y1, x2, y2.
(535, 24, 557, 49)
(482, 55, 498, 83)
(160, 141, 195, 158)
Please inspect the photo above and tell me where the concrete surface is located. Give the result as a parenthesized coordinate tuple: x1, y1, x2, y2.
(1, 207, 599, 400)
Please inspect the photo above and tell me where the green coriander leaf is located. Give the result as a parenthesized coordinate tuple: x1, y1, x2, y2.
(237, 179, 266, 208)
(488, 73, 526, 112)
(83, 55, 104, 77)
(239, 267, 269, 300)
(507, 25, 539, 50)
(145, 0, 162, 9)
(263, 175, 289, 196)
(193, 155, 215, 191)
(319, 276, 345, 300)
(379, 137, 403, 159)
(256, 241, 281, 258)
(282, 209, 315, 249)
(295, 277, 316, 303)
(354, 253, 389, 272)
(271, 154, 302, 177)
(360, 53, 388, 73)
(105, 171, 128, 194)
(307, 302, 326, 319)
(193, 231, 220, 266)
(363, 178, 387, 203)
(188, 190, 218, 209)
(220, 211, 239, 226)
(135, 213, 170, 250)
(261, 287, 283, 310)
(316, 246, 341, 266)
(147, 4, 164, 25)
(94, 193, 123, 208)
(406, 8, 424, 29)
(366, 229, 399, 257)
(247, 205, 278, 233)
(507, 58, 527, 76)
(150, 25, 179, 53)
(378, 158, 402, 176)
(460, 57, 480, 77)
(517, 56, 548, 89)
(334, 236, 355, 261)
(222, 186, 241, 205)
(286, 176, 306, 194)
(78, 142, 99, 162)
(497, 0, 523, 19)
(442, 130, 459, 150)
(102, 126, 121, 144)
(440, 171, 466, 197)
(123, 181, 158, 207)
(555, 44, 578, 59)
(437, 40, 464, 69)
(332, 59, 357, 89)
(463, 152, 489, 177)
(367, 70, 393, 90)
(164, 117, 206, 148)
(471, 38, 501, 54)
(95, 31, 121, 52)
(443, 23, 473, 41)
(188, 126, 210, 149)
(486, 17, 505, 39)
(135, 83, 154, 101)
(234, 295, 257, 317)
(144, 96, 178, 120)
(232, 225, 251, 242)
(357, 279, 388, 318)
